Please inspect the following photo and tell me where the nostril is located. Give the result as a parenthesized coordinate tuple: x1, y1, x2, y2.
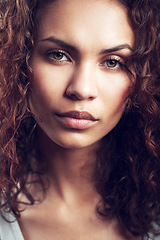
(68, 93, 80, 101)
(65, 86, 97, 101)
(88, 96, 95, 100)
(64, 90, 80, 100)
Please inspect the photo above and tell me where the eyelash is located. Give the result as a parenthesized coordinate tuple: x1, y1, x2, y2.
(45, 50, 127, 72)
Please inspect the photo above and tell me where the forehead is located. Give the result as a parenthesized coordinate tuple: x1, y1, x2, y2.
(36, 0, 134, 51)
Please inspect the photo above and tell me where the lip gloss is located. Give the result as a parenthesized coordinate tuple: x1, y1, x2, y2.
(56, 111, 98, 129)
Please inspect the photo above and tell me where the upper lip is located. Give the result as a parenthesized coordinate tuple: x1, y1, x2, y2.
(56, 111, 98, 121)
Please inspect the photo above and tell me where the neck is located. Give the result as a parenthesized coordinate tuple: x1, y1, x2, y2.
(36, 129, 101, 204)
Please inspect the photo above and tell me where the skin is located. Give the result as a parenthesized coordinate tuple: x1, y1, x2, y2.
(19, 0, 141, 239)
(29, 0, 134, 150)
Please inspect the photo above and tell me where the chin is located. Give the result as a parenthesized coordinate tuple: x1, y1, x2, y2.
(51, 135, 99, 150)
(54, 139, 93, 150)
(38, 127, 101, 151)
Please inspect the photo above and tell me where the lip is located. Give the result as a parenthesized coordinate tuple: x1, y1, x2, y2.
(56, 111, 98, 129)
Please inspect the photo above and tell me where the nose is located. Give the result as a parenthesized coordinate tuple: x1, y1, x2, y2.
(65, 62, 98, 101)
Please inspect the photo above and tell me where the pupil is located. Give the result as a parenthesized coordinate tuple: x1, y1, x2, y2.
(108, 60, 116, 67)
(55, 52, 63, 59)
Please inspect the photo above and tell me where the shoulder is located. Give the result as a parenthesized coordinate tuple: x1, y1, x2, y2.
(0, 212, 24, 240)
(143, 222, 160, 240)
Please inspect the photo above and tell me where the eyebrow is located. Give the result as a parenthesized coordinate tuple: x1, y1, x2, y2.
(100, 44, 133, 54)
(39, 36, 133, 54)
(39, 37, 78, 52)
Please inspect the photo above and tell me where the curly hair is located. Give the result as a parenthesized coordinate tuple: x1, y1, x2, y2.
(0, 0, 160, 238)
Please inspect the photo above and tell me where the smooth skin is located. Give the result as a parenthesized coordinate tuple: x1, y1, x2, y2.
(19, 0, 141, 239)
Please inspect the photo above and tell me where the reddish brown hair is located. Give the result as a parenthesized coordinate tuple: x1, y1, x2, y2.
(0, 0, 160, 238)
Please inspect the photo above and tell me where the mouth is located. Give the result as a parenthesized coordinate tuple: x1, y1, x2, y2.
(56, 111, 98, 129)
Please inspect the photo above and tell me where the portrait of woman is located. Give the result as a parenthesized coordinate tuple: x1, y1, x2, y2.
(0, 0, 160, 239)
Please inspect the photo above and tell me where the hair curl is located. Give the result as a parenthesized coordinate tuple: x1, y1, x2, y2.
(0, 0, 160, 238)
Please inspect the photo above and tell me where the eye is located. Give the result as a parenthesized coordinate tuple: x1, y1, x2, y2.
(106, 59, 119, 68)
(100, 56, 133, 75)
(102, 58, 122, 70)
(46, 50, 70, 62)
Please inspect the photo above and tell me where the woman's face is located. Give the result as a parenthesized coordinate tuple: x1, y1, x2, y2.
(29, 0, 134, 149)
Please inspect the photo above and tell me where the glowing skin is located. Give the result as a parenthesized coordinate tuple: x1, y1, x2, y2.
(20, 1, 139, 239)
(29, 0, 134, 150)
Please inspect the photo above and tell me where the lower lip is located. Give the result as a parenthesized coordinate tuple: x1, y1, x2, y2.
(57, 116, 97, 130)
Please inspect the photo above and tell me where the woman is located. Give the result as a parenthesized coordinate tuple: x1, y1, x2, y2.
(0, 0, 160, 239)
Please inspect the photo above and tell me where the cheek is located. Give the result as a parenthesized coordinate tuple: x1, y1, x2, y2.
(28, 74, 53, 120)
(101, 75, 130, 109)
(29, 62, 72, 106)
(114, 85, 129, 110)
(29, 69, 59, 111)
